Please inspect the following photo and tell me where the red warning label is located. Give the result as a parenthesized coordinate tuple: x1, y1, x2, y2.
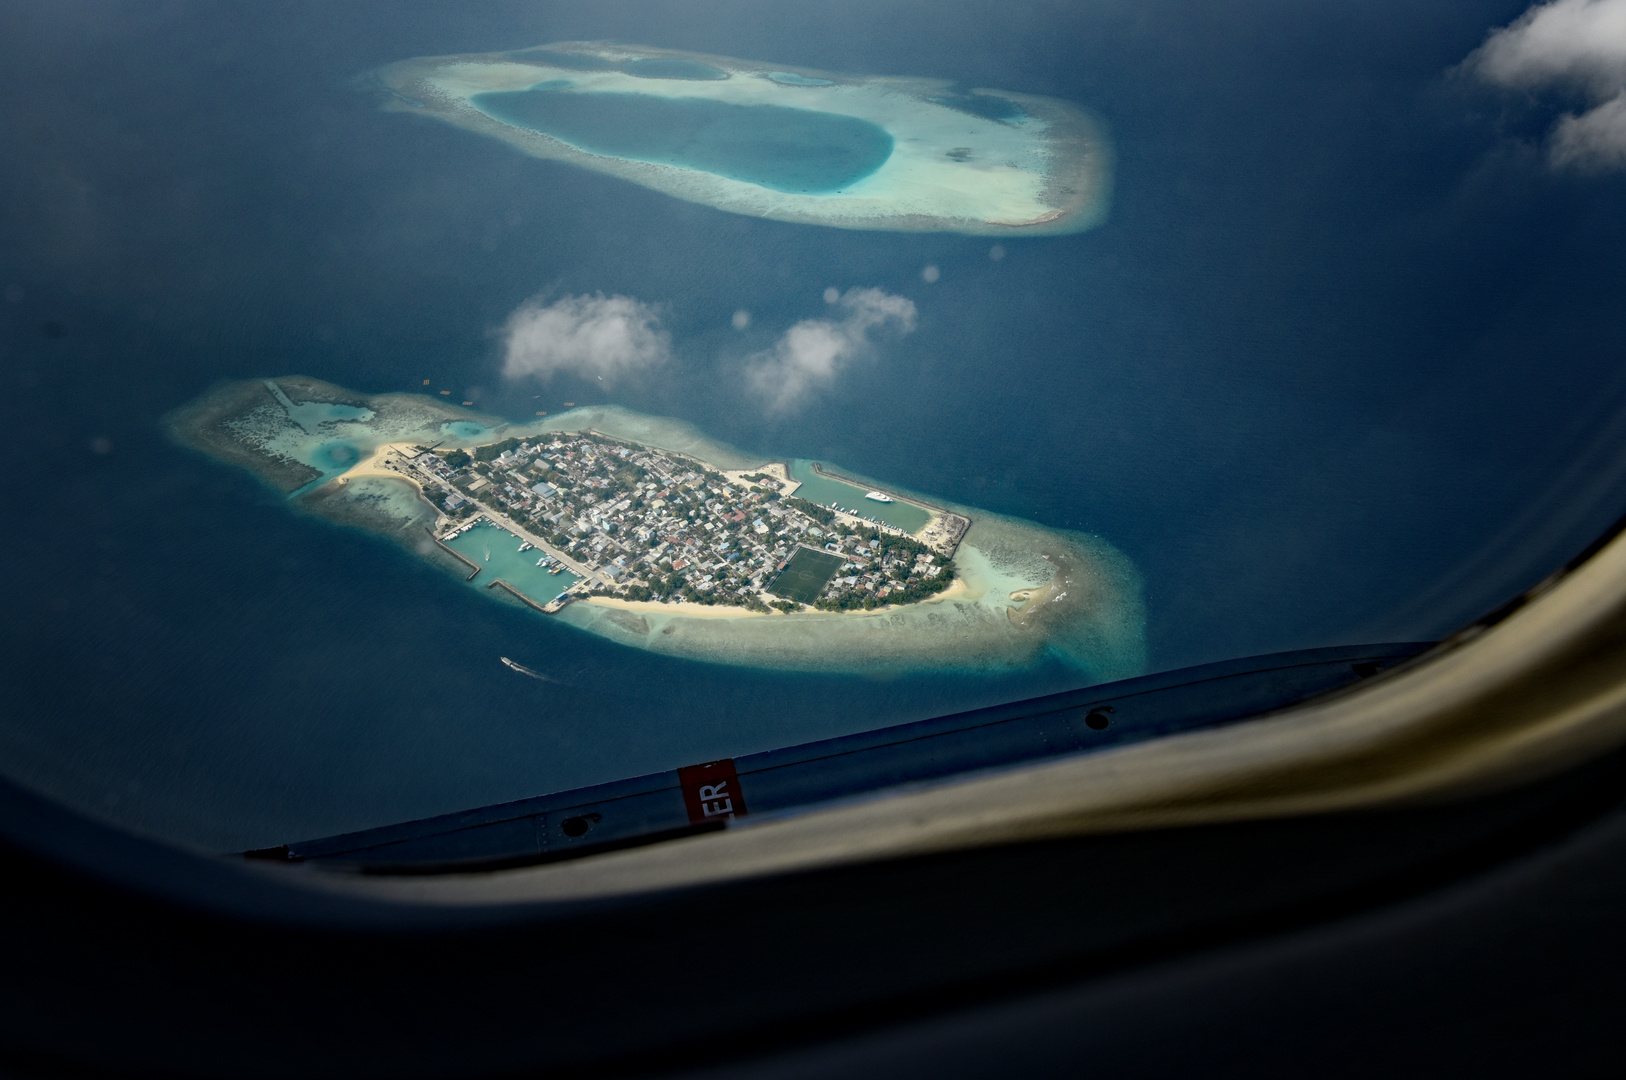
(678, 759, 748, 823)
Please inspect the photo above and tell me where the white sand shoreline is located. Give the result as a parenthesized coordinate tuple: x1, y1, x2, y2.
(580, 575, 971, 620)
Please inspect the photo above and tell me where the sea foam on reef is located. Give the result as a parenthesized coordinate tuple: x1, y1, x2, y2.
(168, 381, 1145, 681)
(373, 41, 1113, 236)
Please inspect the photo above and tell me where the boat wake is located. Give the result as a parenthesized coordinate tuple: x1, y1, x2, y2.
(500, 656, 556, 682)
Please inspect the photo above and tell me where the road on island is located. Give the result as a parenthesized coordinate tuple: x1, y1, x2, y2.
(385, 448, 601, 587)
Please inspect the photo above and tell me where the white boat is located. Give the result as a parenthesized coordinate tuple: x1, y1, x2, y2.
(865, 491, 894, 503)
(500, 656, 547, 680)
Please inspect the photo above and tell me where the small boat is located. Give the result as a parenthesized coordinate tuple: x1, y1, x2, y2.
(519, 542, 533, 552)
(865, 491, 893, 503)
(500, 656, 549, 681)
(483, 548, 490, 562)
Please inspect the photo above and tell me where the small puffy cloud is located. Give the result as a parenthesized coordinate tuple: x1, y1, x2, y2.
(1466, 0, 1626, 170)
(746, 288, 917, 414)
(500, 292, 670, 384)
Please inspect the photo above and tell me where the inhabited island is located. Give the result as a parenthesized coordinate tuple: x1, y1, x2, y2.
(167, 378, 1145, 677)
(372, 41, 1112, 236)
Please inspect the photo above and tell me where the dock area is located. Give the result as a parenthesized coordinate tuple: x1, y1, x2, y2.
(425, 528, 481, 580)
(808, 461, 970, 557)
(485, 577, 569, 614)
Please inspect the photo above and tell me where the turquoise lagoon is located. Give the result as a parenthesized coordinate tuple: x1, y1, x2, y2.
(472, 87, 895, 195)
(287, 439, 366, 497)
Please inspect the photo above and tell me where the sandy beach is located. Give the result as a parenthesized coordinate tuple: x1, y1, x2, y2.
(581, 575, 970, 621)
(582, 596, 767, 619)
(333, 443, 429, 493)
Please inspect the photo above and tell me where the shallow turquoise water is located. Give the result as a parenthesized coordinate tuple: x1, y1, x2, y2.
(766, 72, 833, 87)
(507, 52, 726, 81)
(511, 49, 616, 71)
(445, 519, 580, 604)
(285, 401, 371, 430)
(311, 440, 361, 471)
(788, 460, 933, 533)
(441, 420, 492, 440)
(621, 58, 727, 81)
(471, 88, 894, 194)
(285, 439, 364, 498)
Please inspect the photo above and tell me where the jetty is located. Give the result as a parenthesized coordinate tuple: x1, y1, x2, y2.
(486, 578, 554, 613)
(426, 527, 481, 580)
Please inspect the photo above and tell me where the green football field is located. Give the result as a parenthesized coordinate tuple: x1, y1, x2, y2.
(768, 546, 849, 604)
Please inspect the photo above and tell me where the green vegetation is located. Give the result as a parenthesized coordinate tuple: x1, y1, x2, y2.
(784, 496, 835, 525)
(813, 564, 954, 611)
(473, 436, 528, 463)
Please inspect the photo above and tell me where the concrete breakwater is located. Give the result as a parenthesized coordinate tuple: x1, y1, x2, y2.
(486, 577, 556, 613)
(806, 461, 969, 554)
(426, 527, 481, 580)
(809, 461, 945, 515)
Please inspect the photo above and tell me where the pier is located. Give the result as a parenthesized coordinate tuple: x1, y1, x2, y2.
(810, 461, 946, 514)
(412, 463, 593, 583)
(452, 508, 594, 582)
(486, 577, 559, 613)
(425, 528, 481, 580)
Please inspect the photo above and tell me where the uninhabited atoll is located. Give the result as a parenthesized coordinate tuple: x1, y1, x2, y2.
(373, 41, 1112, 236)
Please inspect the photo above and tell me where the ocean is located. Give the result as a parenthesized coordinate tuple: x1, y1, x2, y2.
(1, 0, 1622, 852)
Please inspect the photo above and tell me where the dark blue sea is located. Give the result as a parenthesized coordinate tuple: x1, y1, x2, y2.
(1, 0, 1622, 851)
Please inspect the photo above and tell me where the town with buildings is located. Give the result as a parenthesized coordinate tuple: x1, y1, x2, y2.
(378, 432, 969, 615)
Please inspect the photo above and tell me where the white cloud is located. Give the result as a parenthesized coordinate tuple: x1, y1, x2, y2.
(1467, 0, 1626, 170)
(1551, 89, 1626, 169)
(1472, 0, 1626, 90)
(500, 293, 670, 384)
(745, 288, 917, 414)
